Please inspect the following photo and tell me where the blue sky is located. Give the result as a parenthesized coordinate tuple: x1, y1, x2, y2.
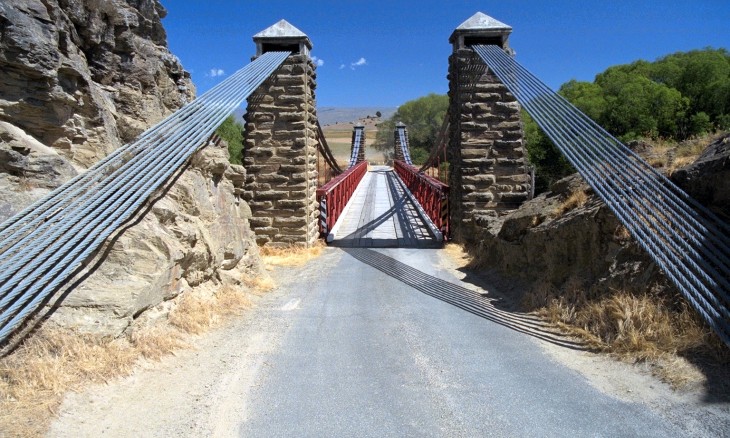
(160, 0, 729, 107)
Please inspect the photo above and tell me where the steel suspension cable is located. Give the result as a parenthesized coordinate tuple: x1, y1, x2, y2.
(472, 44, 730, 344)
(478, 45, 730, 299)
(0, 54, 281, 253)
(0, 51, 290, 342)
(316, 120, 343, 175)
(0, 53, 283, 274)
(478, 46, 730, 283)
(479, 46, 730, 255)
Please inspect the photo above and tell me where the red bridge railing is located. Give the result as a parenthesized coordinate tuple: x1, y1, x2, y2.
(316, 161, 368, 236)
(394, 160, 450, 239)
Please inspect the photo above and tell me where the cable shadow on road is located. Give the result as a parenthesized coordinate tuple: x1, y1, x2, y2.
(342, 247, 588, 351)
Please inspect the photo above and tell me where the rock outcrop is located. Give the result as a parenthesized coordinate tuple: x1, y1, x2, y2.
(671, 133, 730, 220)
(468, 175, 665, 295)
(48, 142, 259, 336)
(467, 134, 730, 301)
(0, 0, 194, 219)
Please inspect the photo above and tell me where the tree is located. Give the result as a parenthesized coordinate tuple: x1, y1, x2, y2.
(522, 111, 574, 193)
(375, 111, 382, 118)
(559, 80, 606, 122)
(589, 48, 730, 137)
(373, 93, 448, 165)
(216, 115, 245, 164)
(524, 48, 730, 195)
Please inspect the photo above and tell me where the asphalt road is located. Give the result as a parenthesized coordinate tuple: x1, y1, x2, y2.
(238, 247, 683, 437)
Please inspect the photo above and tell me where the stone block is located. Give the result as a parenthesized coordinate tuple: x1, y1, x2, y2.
(492, 141, 523, 152)
(464, 192, 495, 202)
(256, 190, 289, 201)
(497, 174, 531, 184)
(277, 225, 308, 234)
(245, 164, 279, 174)
(494, 121, 521, 130)
(248, 147, 275, 158)
(257, 174, 289, 184)
(495, 101, 520, 111)
(499, 192, 530, 203)
(252, 226, 279, 235)
(461, 149, 486, 159)
(249, 217, 272, 228)
(247, 200, 273, 210)
(463, 158, 496, 166)
(279, 164, 304, 174)
(287, 190, 308, 200)
(247, 182, 272, 191)
(274, 217, 307, 227)
(463, 174, 496, 185)
(277, 199, 309, 209)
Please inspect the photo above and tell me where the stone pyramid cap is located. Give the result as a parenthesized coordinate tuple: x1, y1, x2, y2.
(254, 19, 308, 39)
(455, 12, 511, 31)
(450, 12, 512, 50)
(253, 19, 312, 57)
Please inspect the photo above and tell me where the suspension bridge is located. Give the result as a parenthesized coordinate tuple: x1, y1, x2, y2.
(0, 13, 728, 350)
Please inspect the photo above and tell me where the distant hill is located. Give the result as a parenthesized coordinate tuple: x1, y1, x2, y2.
(231, 106, 397, 126)
(317, 107, 397, 126)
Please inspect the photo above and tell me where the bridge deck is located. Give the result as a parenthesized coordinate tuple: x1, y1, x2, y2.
(330, 166, 440, 248)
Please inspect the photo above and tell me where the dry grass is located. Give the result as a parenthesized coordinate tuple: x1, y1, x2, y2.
(0, 328, 138, 437)
(243, 275, 276, 294)
(260, 242, 324, 267)
(215, 285, 255, 315)
(613, 225, 632, 242)
(524, 279, 720, 386)
(443, 243, 471, 268)
(633, 131, 726, 175)
(666, 155, 699, 175)
(0, 281, 264, 437)
(552, 190, 588, 217)
(169, 293, 217, 334)
(169, 284, 259, 334)
(129, 326, 187, 361)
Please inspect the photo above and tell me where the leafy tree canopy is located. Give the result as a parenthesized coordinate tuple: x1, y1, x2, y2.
(216, 115, 245, 164)
(373, 93, 448, 164)
(525, 47, 730, 193)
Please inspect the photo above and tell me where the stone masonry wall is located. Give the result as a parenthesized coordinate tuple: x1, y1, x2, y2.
(351, 128, 366, 163)
(447, 48, 531, 241)
(242, 54, 319, 247)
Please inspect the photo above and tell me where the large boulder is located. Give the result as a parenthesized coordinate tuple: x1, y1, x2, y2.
(48, 144, 260, 336)
(0, 0, 194, 174)
(0, 121, 80, 222)
(671, 134, 730, 220)
(470, 174, 661, 294)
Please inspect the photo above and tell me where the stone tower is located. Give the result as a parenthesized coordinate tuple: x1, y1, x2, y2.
(447, 12, 532, 241)
(393, 122, 409, 162)
(242, 20, 319, 247)
(351, 125, 365, 163)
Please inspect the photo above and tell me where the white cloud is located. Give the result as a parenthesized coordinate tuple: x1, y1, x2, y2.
(207, 68, 225, 78)
(312, 56, 325, 67)
(350, 57, 367, 69)
(339, 64, 346, 70)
